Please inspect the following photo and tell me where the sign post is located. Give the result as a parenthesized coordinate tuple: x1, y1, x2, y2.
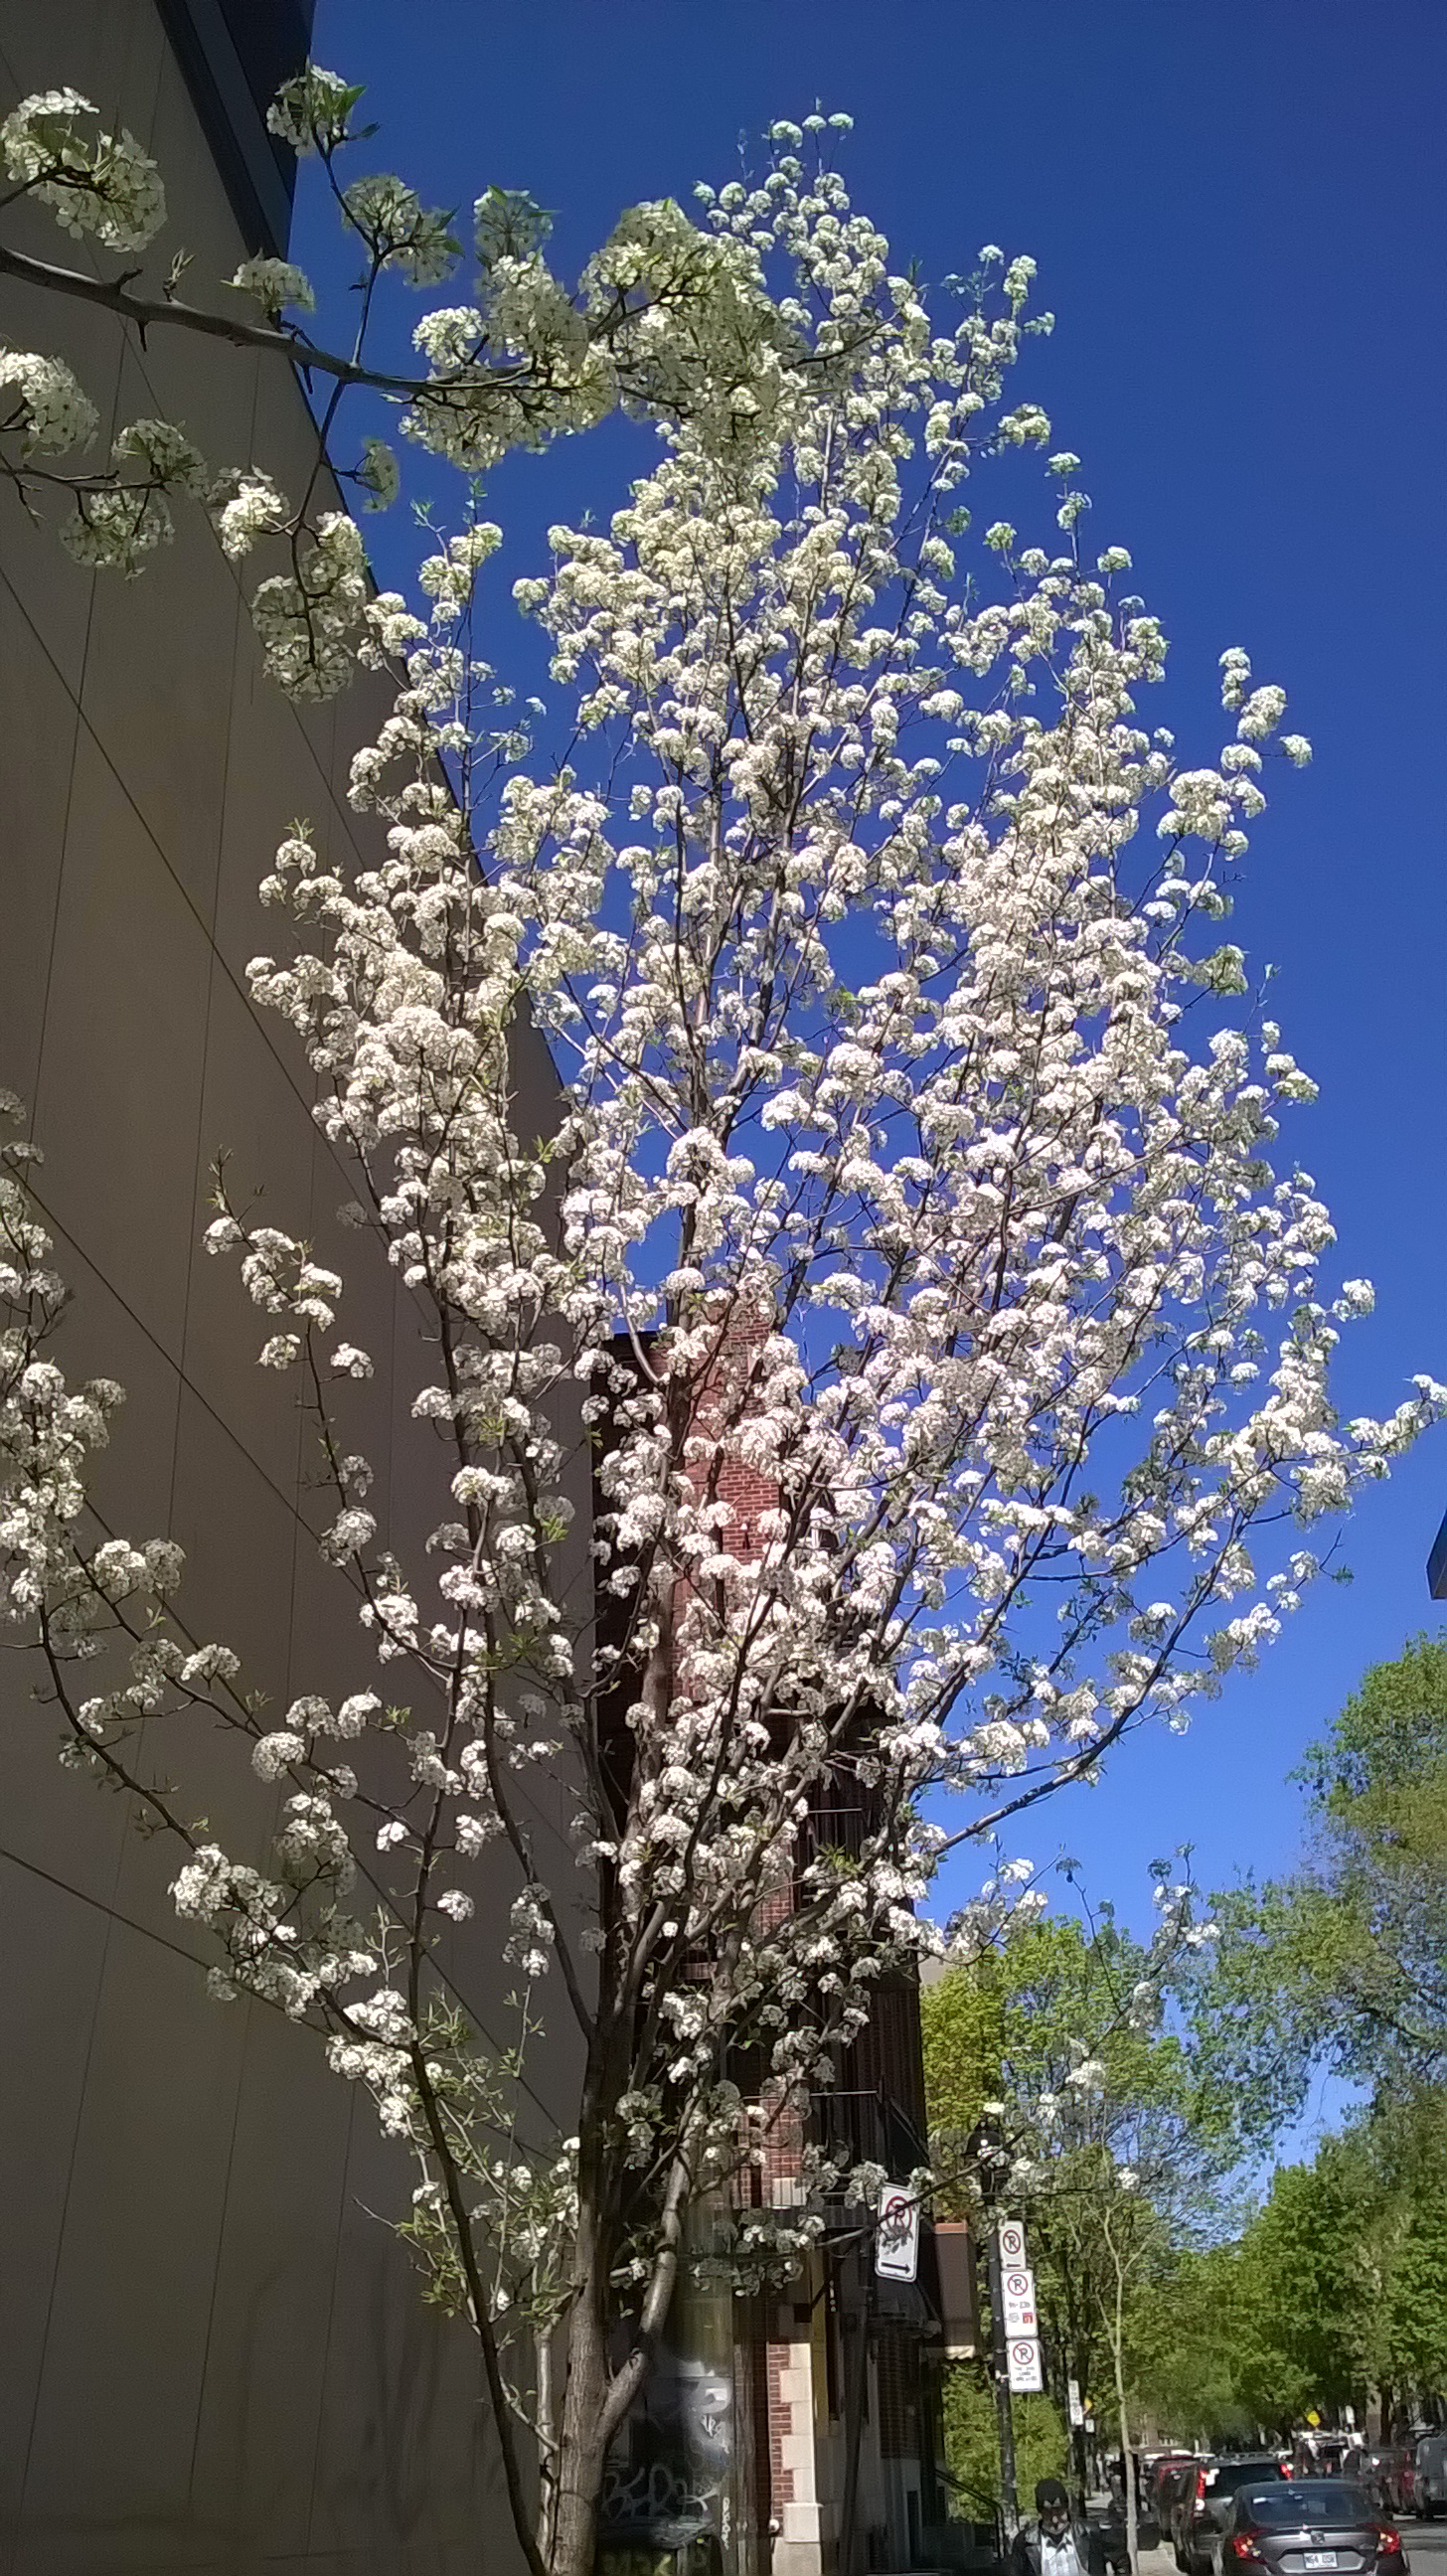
(993, 2219, 1045, 2423)
(985, 2216, 1025, 2536)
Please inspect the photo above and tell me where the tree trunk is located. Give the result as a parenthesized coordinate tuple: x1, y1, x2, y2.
(550, 2124, 617, 2576)
(1111, 2250, 1137, 2576)
(552, 2307, 610, 2576)
(536, 2324, 559, 2567)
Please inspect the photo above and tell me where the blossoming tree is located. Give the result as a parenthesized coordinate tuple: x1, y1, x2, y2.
(1, 68, 1440, 2576)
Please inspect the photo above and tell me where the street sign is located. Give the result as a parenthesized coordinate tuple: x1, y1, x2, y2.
(1007, 2336, 1044, 2394)
(1001, 2267, 1039, 2334)
(875, 2184, 920, 2283)
(1068, 2378, 1085, 2428)
(997, 2217, 1028, 2265)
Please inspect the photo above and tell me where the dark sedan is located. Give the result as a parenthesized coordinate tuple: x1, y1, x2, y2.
(1174, 2459, 1289, 2573)
(1212, 2481, 1408, 2576)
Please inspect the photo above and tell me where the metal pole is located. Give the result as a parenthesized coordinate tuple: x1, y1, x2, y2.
(839, 2241, 876, 2576)
(985, 2222, 1020, 2541)
(1070, 2406, 1090, 2506)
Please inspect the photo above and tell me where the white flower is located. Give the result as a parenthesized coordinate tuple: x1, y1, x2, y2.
(215, 472, 288, 563)
(252, 1730, 305, 1782)
(265, 67, 361, 156)
(1, 90, 165, 249)
(320, 1508, 375, 1563)
(333, 1692, 380, 1738)
(171, 1846, 233, 1921)
(231, 256, 315, 316)
(0, 348, 98, 454)
(179, 1644, 240, 1689)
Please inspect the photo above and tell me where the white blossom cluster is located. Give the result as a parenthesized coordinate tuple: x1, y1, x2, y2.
(0, 347, 98, 455)
(0, 66, 817, 715)
(0, 87, 165, 250)
(230, 255, 316, 317)
(62, 416, 208, 574)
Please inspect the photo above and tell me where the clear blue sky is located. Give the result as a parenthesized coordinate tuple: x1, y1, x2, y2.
(302, 1, 1447, 1938)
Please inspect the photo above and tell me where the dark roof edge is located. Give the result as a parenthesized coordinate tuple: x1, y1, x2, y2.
(153, 0, 308, 256)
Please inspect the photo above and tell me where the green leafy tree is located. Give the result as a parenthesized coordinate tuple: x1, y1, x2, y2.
(941, 2373, 1067, 2521)
(1232, 2151, 1373, 2428)
(1335, 2092, 1447, 2413)
(923, 1898, 1247, 2543)
(1125, 2244, 1254, 2447)
(1199, 1639, 1447, 2107)
(1134, 2091, 1447, 2441)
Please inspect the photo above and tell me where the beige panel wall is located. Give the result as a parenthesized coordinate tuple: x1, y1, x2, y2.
(0, 8, 583, 2569)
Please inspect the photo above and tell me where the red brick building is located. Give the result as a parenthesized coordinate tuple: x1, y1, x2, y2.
(596, 1324, 969, 2576)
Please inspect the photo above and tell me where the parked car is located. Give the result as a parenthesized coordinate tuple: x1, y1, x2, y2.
(1211, 2477, 1407, 2576)
(1159, 2463, 1203, 2537)
(1171, 2458, 1290, 2575)
(1414, 2434, 1447, 2520)
(1153, 2456, 1203, 2509)
(1344, 2447, 1414, 2518)
(1297, 2436, 1357, 2480)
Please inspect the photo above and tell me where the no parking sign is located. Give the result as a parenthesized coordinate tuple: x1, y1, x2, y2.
(875, 2184, 920, 2282)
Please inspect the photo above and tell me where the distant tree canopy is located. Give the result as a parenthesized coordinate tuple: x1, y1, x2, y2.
(1125, 2091, 1447, 2441)
(1197, 1637, 1447, 2112)
(923, 1645, 1447, 2459)
(922, 1903, 1248, 2477)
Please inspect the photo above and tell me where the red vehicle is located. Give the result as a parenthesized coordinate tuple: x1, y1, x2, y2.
(1153, 2455, 1201, 2506)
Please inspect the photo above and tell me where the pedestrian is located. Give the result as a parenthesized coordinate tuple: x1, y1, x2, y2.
(1010, 2479, 1108, 2576)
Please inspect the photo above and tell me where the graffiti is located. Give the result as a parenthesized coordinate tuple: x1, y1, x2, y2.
(599, 2277, 737, 2570)
(603, 2454, 704, 2524)
(600, 2452, 714, 2548)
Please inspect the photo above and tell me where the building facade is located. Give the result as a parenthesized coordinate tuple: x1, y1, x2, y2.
(0, 5, 587, 2569)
